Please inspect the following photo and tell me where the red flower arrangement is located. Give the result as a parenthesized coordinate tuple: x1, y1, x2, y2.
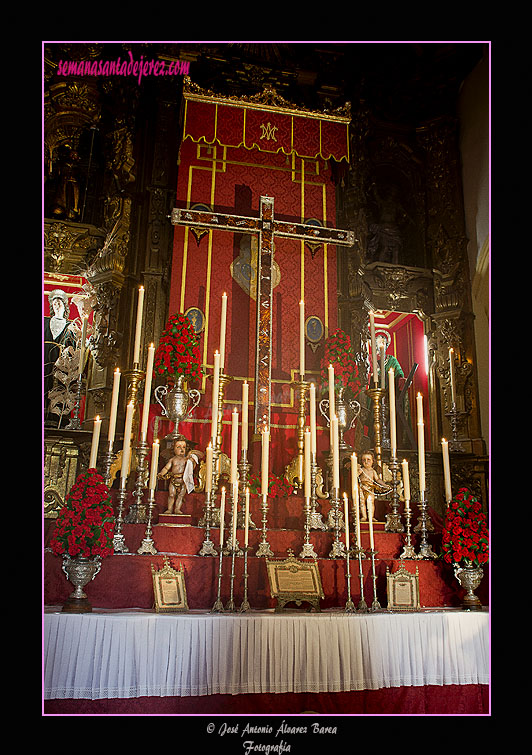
(49, 469, 115, 559)
(248, 472, 294, 498)
(441, 487, 489, 569)
(320, 328, 362, 399)
(153, 312, 202, 386)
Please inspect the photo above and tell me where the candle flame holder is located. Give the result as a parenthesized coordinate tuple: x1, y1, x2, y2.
(328, 489, 346, 558)
(125, 439, 149, 523)
(137, 488, 159, 555)
(384, 453, 404, 533)
(284, 379, 309, 491)
(256, 493, 274, 557)
(211, 544, 225, 613)
(309, 453, 327, 530)
(112, 485, 130, 553)
(399, 502, 417, 559)
(366, 386, 385, 475)
(414, 490, 437, 559)
(239, 545, 251, 612)
(368, 548, 381, 610)
(299, 496, 318, 559)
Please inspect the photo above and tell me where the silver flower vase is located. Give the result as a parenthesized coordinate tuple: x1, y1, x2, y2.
(319, 385, 360, 449)
(154, 375, 200, 440)
(454, 564, 484, 610)
(61, 554, 102, 613)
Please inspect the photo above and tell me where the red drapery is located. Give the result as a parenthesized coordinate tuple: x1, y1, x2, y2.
(167, 89, 350, 473)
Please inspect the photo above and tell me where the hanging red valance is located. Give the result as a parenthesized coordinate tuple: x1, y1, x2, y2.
(182, 91, 350, 163)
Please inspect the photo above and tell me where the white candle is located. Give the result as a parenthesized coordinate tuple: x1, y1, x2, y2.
(309, 382, 317, 455)
(149, 439, 160, 490)
(205, 442, 213, 494)
(79, 315, 88, 376)
(220, 292, 227, 370)
(244, 487, 250, 547)
(416, 393, 426, 493)
(89, 415, 101, 469)
(120, 401, 135, 487)
(368, 498, 375, 550)
(211, 351, 220, 442)
(449, 348, 456, 405)
(343, 492, 350, 549)
(304, 428, 311, 499)
(331, 415, 340, 491)
(230, 408, 239, 484)
(380, 345, 385, 389)
(299, 299, 305, 378)
(328, 364, 335, 420)
(351, 453, 358, 501)
(388, 367, 396, 457)
(242, 380, 249, 451)
(261, 426, 270, 496)
(442, 438, 452, 504)
(219, 487, 226, 547)
(108, 368, 121, 443)
(133, 286, 144, 365)
(140, 343, 155, 442)
(369, 311, 378, 385)
(401, 459, 410, 509)
(354, 479, 361, 546)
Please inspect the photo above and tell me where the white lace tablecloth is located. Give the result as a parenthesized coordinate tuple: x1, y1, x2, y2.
(43, 609, 489, 700)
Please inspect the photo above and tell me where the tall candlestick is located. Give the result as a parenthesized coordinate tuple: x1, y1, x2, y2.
(416, 393, 426, 493)
(149, 439, 160, 490)
(133, 286, 144, 365)
(231, 483, 238, 546)
(449, 348, 456, 404)
(219, 487, 226, 547)
(331, 414, 340, 491)
(304, 428, 311, 499)
(369, 311, 378, 385)
(140, 343, 155, 442)
(211, 351, 220, 442)
(242, 380, 249, 451)
(299, 299, 305, 378)
(401, 459, 410, 508)
(309, 382, 317, 455)
(388, 367, 396, 456)
(78, 315, 88, 376)
(244, 487, 250, 547)
(89, 415, 101, 468)
(230, 408, 239, 484)
(108, 368, 121, 443)
(261, 426, 270, 496)
(220, 292, 227, 369)
(205, 442, 213, 493)
(120, 401, 135, 487)
(343, 492, 350, 549)
(442, 438, 452, 504)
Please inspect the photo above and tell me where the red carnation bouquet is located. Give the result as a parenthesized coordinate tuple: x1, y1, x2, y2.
(248, 472, 294, 498)
(49, 469, 115, 559)
(153, 312, 202, 387)
(441, 487, 489, 569)
(320, 328, 362, 399)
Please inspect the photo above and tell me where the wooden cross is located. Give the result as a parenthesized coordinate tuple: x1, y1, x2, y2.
(172, 195, 354, 433)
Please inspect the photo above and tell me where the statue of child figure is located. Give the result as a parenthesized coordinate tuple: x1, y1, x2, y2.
(358, 450, 392, 521)
(158, 435, 204, 514)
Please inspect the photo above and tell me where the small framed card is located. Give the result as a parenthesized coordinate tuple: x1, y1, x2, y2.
(386, 562, 420, 611)
(266, 550, 324, 612)
(151, 557, 189, 613)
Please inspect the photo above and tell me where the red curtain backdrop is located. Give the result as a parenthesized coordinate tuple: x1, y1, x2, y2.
(167, 93, 350, 475)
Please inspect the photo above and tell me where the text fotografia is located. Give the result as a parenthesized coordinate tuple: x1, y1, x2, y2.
(56, 52, 190, 84)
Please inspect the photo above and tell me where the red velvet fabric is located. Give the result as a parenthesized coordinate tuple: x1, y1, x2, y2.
(43, 491, 488, 611)
(43, 685, 489, 715)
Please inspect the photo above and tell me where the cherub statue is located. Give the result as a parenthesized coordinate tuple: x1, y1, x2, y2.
(157, 435, 204, 514)
(358, 450, 392, 521)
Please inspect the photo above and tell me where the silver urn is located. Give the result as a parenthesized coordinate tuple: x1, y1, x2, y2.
(154, 374, 201, 440)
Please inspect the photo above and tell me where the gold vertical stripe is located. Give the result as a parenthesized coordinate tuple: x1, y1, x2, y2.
(179, 161, 195, 313)
(300, 158, 305, 301)
(322, 182, 329, 337)
(201, 147, 218, 387)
